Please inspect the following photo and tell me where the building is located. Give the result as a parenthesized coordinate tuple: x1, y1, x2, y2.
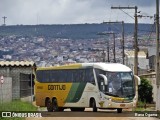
(124, 50, 149, 75)
(0, 61, 36, 101)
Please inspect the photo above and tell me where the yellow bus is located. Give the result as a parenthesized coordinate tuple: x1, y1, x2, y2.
(35, 63, 140, 113)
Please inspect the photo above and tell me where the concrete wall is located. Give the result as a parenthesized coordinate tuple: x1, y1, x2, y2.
(150, 78, 157, 103)
(0, 66, 33, 100)
(125, 57, 149, 70)
(156, 86, 160, 110)
(0, 77, 12, 103)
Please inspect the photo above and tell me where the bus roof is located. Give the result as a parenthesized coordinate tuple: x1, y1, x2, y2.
(37, 63, 82, 70)
(37, 62, 132, 72)
(82, 63, 132, 72)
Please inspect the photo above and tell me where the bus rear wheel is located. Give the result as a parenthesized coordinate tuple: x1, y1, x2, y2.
(117, 108, 122, 113)
(52, 99, 59, 111)
(70, 108, 85, 111)
(46, 99, 53, 112)
(58, 107, 64, 111)
(92, 99, 97, 112)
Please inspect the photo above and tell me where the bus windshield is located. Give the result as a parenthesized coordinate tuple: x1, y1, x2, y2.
(99, 72, 135, 98)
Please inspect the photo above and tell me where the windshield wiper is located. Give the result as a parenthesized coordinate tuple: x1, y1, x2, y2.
(104, 92, 119, 97)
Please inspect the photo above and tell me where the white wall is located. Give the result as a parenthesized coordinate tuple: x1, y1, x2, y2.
(156, 86, 160, 110)
(126, 57, 149, 70)
(0, 77, 12, 103)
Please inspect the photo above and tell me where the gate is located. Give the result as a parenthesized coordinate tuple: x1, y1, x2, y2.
(20, 73, 34, 97)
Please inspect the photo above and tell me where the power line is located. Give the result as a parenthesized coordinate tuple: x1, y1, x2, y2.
(120, 9, 135, 20)
(111, 6, 138, 75)
(103, 21, 125, 64)
(97, 32, 116, 63)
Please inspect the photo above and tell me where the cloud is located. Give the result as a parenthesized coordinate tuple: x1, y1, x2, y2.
(107, 0, 155, 7)
(0, 0, 156, 25)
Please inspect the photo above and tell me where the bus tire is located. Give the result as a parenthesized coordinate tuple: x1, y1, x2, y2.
(78, 108, 85, 111)
(70, 108, 85, 111)
(58, 107, 64, 111)
(92, 99, 97, 112)
(117, 108, 122, 113)
(46, 99, 53, 112)
(52, 99, 59, 111)
(71, 108, 77, 111)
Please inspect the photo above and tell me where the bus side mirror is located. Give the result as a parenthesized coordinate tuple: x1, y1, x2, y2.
(99, 74, 108, 85)
(134, 75, 141, 85)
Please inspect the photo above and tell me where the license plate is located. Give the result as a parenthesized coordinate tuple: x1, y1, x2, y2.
(120, 104, 125, 107)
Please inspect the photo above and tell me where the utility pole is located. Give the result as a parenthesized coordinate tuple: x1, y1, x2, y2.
(156, 0, 160, 111)
(102, 50, 106, 62)
(97, 32, 116, 63)
(111, 6, 138, 75)
(103, 21, 125, 64)
(107, 40, 110, 62)
(122, 21, 125, 64)
(97, 33, 110, 62)
(134, 6, 138, 75)
(113, 33, 116, 63)
(2, 16, 7, 26)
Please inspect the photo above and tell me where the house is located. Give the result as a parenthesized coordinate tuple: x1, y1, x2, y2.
(124, 50, 149, 75)
(0, 61, 36, 101)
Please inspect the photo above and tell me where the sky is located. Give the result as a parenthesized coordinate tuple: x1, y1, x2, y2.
(0, 0, 157, 25)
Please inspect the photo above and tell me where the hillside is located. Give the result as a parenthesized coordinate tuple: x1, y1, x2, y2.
(0, 23, 154, 39)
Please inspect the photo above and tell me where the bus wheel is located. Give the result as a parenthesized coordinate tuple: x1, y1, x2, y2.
(52, 99, 59, 111)
(92, 99, 97, 112)
(58, 107, 64, 111)
(70, 108, 85, 111)
(117, 108, 122, 113)
(70, 108, 75, 111)
(78, 108, 85, 111)
(46, 99, 53, 112)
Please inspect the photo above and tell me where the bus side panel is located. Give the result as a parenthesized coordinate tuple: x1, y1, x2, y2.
(35, 82, 72, 107)
(35, 82, 100, 108)
(64, 83, 99, 107)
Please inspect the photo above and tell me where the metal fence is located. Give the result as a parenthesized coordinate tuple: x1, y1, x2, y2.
(20, 73, 34, 98)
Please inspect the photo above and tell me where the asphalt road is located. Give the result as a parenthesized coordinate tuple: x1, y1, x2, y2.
(25, 108, 160, 120)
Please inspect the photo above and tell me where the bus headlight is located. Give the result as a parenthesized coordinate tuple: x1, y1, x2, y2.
(106, 97, 112, 101)
(109, 98, 112, 101)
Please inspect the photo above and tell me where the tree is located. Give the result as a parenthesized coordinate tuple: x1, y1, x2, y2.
(138, 77, 153, 103)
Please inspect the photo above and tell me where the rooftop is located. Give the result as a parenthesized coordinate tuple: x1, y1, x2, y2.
(0, 61, 36, 67)
(125, 50, 147, 58)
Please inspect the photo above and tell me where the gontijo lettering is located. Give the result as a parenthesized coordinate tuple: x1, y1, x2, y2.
(48, 85, 66, 90)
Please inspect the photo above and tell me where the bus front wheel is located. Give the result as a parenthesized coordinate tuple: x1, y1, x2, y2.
(117, 108, 122, 113)
(58, 107, 64, 111)
(92, 99, 97, 112)
(46, 99, 53, 112)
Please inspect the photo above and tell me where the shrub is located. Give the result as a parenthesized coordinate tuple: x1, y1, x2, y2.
(138, 77, 153, 103)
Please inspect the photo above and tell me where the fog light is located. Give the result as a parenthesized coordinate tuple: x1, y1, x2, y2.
(133, 103, 135, 107)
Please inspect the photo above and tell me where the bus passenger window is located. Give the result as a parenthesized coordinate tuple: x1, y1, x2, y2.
(45, 71, 50, 82)
(50, 71, 55, 82)
(67, 70, 73, 82)
(85, 69, 95, 84)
